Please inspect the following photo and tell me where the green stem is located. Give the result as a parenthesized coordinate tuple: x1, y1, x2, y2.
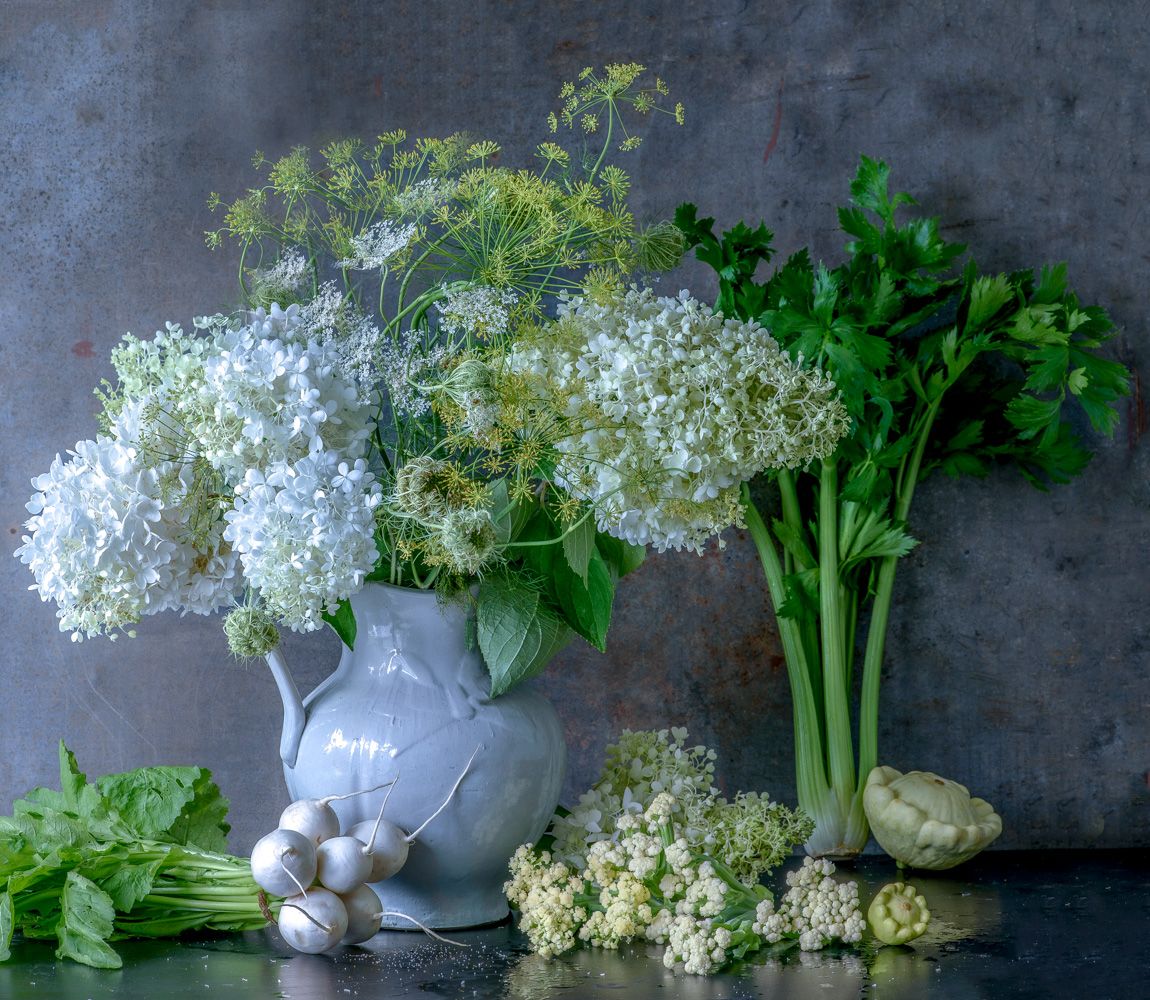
(857, 398, 940, 783)
(742, 485, 828, 806)
(817, 459, 855, 803)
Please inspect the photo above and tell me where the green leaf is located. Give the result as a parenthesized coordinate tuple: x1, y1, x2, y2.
(96, 763, 230, 852)
(97, 768, 200, 843)
(965, 274, 1014, 331)
(489, 480, 514, 546)
(98, 858, 163, 912)
(560, 515, 596, 585)
(55, 872, 121, 969)
(0, 891, 13, 962)
(322, 598, 357, 650)
(162, 770, 231, 853)
(477, 577, 571, 697)
(554, 550, 615, 651)
(1032, 262, 1068, 304)
(595, 533, 646, 578)
(1004, 393, 1063, 439)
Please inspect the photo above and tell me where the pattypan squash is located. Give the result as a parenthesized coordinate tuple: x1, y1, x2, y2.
(863, 766, 1002, 870)
(867, 881, 931, 945)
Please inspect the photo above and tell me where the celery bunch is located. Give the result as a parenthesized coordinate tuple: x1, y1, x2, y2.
(677, 158, 1130, 855)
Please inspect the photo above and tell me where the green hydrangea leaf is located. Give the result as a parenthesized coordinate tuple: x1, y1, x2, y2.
(478, 577, 571, 697)
(322, 598, 357, 651)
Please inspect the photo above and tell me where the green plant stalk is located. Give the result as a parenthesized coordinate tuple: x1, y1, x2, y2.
(741, 485, 829, 810)
(857, 397, 939, 782)
(759, 397, 941, 857)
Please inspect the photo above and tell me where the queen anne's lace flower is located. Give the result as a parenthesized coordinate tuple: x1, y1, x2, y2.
(436, 284, 518, 340)
(223, 452, 382, 632)
(513, 287, 849, 552)
(336, 220, 417, 270)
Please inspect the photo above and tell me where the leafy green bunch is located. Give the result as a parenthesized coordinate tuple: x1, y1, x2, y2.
(677, 157, 1130, 854)
(0, 744, 270, 969)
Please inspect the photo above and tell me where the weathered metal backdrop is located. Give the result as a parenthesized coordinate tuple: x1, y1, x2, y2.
(1, 0, 1146, 853)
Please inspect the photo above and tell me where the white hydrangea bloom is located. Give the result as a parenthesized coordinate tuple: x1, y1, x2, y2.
(223, 451, 382, 632)
(16, 401, 240, 640)
(193, 305, 375, 482)
(513, 287, 849, 552)
(336, 220, 417, 270)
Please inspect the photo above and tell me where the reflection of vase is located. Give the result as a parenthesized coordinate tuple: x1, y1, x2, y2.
(266, 582, 566, 928)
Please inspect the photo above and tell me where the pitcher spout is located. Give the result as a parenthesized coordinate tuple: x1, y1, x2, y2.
(265, 648, 307, 768)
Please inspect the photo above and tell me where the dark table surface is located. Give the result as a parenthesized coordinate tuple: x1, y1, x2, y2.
(2, 851, 1146, 999)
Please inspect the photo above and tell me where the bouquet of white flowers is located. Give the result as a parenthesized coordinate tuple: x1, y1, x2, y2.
(17, 64, 848, 694)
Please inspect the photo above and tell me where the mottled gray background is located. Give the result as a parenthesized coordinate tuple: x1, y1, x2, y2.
(2, 0, 1147, 854)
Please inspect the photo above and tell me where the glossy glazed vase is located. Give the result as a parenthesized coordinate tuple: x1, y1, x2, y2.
(265, 582, 566, 928)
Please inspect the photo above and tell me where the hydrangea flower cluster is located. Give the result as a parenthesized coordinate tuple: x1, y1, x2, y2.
(512, 287, 850, 552)
(549, 728, 812, 884)
(17, 305, 381, 650)
(752, 858, 865, 952)
(506, 790, 862, 977)
(224, 453, 381, 631)
(16, 411, 240, 640)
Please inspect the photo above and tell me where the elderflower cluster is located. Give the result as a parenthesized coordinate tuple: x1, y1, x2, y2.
(513, 287, 849, 552)
(752, 858, 864, 951)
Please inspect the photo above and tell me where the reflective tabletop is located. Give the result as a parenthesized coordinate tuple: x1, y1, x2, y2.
(2, 852, 1146, 999)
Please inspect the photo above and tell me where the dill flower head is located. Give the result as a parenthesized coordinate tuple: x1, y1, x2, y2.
(392, 457, 466, 521)
(513, 287, 850, 553)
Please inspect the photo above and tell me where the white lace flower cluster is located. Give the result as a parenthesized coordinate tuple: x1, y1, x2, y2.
(507, 790, 860, 977)
(752, 858, 865, 952)
(513, 287, 850, 552)
(336, 219, 417, 270)
(18, 305, 381, 645)
(436, 284, 518, 340)
(251, 249, 310, 302)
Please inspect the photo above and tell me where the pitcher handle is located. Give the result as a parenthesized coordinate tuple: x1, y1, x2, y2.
(265, 648, 307, 768)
